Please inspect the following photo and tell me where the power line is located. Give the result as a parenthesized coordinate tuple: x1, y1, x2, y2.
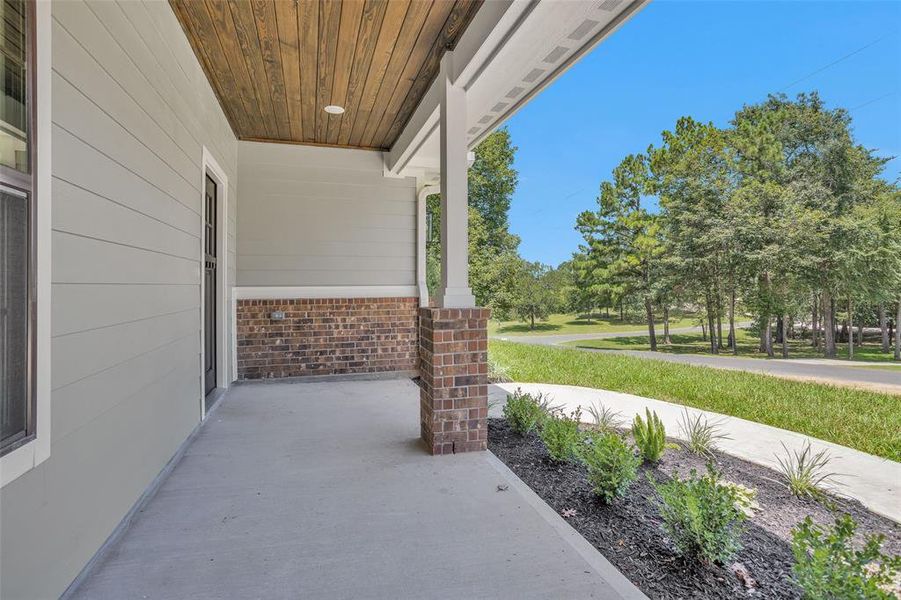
(848, 91, 896, 113)
(778, 34, 892, 93)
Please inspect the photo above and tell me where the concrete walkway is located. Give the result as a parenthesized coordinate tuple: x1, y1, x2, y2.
(489, 382, 901, 523)
(68, 378, 644, 600)
(496, 329, 901, 394)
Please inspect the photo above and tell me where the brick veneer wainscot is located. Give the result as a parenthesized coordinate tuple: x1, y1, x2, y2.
(236, 297, 419, 379)
(418, 307, 490, 455)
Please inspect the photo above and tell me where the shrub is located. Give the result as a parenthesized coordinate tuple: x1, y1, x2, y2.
(652, 465, 746, 564)
(775, 441, 841, 500)
(586, 401, 623, 433)
(582, 432, 640, 503)
(792, 514, 901, 599)
(502, 388, 546, 435)
(678, 408, 730, 458)
(539, 409, 583, 462)
(632, 408, 667, 462)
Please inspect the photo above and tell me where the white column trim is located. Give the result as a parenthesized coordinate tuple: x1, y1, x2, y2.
(417, 184, 439, 306)
(437, 51, 475, 309)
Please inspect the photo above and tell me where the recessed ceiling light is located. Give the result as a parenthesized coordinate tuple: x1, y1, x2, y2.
(324, 105, 345, 115)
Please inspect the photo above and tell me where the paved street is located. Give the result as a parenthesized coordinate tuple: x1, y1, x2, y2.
(494, 325, 706, 347)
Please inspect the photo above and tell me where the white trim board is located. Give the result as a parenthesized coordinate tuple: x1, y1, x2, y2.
(416, 185, 438, 307)
(3, 0, 52, 488)
(234, 286, 419, 300)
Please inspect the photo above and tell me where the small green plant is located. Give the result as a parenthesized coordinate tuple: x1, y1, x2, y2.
(632, 408, 667, 462)
(502, 388, 546, 435)
(533, 391, 563, 417)
(581, 432, 640, 503)
(792, 514, 901, 599)
(488, 357, 512, 383)
(539, 408, 583, 462)
(586, 401, 623, 433)
(652, 465, 746, 564)
(775, 441, 841, 500)
(678, 408, 730, 458)
(718, 480, 759, 518)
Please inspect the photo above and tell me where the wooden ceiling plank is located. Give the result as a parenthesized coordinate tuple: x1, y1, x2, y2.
(347, 0, 411, 148)
(336, 0, 389, 146)
(357, 0, 432, 149)
(172, 0, 482, 150)
(227, 0, 279, 139)
(170, 0, 248, 136)
(202, 0, 267, 139)
(369, 0, 456, 149)
(325, 0, 365, 145)
(250, 0, 292, 140)
(382, 0, 482, 147)
(316, 0, 342, 142)
(297, 0, 319, 142)
(273, 0, 303, 141)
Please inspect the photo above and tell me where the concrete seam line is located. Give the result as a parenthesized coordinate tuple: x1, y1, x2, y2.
(484, 450, 649, 600)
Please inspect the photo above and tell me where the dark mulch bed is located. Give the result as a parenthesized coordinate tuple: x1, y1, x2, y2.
(489, 418, 901, 600)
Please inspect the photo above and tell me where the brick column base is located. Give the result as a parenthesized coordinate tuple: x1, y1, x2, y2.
(418, 307, 490, 455)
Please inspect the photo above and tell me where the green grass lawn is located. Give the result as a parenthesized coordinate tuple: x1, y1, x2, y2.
(489, 312, 699, 336)
(490, 340, 901, 461)
(566, 328, 901, 363)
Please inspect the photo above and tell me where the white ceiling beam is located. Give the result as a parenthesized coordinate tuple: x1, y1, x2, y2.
(468, 0, 651, 148)
(383, 84, 440, 178)
(384, 1, 524, 177)
(386, 0, 652, 180)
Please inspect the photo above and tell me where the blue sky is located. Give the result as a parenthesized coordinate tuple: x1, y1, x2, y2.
(504, 0, 901, 266)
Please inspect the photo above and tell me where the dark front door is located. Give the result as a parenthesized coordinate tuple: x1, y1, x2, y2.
(203, 175, 217, 399)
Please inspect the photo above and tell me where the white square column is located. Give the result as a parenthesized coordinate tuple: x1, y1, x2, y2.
(437, 51, 476, 309)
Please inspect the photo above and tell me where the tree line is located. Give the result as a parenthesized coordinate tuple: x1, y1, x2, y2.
(571, 92, 900, 359)
(428, 94, 900, 361)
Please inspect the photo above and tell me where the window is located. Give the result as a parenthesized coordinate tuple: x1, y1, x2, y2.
(1, 0, 35, 456)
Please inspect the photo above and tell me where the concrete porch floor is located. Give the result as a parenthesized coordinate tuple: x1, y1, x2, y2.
(67, 378, 643, 600)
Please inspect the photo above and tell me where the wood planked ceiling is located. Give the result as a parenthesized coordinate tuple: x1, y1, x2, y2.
(171, 0, 482, 150)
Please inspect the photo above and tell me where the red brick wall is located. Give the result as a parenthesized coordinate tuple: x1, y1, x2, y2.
(236, 297, 419, 380)
(418, 307, 490, 455)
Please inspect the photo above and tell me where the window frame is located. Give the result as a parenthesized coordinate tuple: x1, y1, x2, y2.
(0, 0, 38, 458)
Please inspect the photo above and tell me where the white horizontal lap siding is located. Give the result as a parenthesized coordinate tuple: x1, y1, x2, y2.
(237, 142, 417, 290)
(0, 2, 238, 599)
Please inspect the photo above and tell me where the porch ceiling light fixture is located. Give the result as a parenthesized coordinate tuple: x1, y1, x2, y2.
(324, 105, 345, 114)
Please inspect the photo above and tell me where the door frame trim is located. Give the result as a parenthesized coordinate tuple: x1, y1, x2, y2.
(199, 147, 230, 420)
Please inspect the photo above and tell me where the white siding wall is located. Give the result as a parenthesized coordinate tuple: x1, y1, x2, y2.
(237, 142, 416, 288)
(0, 2, 237, 598)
